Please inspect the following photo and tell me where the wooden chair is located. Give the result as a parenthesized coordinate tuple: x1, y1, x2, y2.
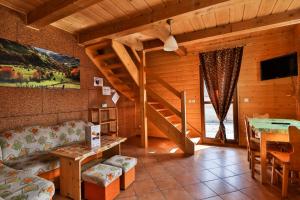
(270, 126, 300, 198)
(244, 117, 260, 178)
(252, 113, 270, 118)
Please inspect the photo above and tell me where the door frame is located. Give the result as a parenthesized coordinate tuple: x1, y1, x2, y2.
(200, 78, 239, 145)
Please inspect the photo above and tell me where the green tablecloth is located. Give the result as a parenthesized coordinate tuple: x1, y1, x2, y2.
(248, 118, 300, 134)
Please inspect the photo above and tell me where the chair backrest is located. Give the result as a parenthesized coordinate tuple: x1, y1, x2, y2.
(289, 126, 300, 170)
(252, 113, 269, 118)
(244, 117, 251, 151)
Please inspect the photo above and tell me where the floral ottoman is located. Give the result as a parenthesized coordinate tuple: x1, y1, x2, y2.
(82, 163, 122, 200)
(103, 155, 137, 189)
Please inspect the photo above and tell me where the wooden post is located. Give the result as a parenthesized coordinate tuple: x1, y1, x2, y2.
(181, 91, 187, 151)
(140, 51, 148, 148)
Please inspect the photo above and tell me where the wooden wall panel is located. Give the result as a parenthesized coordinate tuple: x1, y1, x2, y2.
(0, 6, 136, 137)
(238, 28, 297, 146)
(145, 26, 298, 146)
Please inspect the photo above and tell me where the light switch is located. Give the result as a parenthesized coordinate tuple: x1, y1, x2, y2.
(244, 98, 249, 103)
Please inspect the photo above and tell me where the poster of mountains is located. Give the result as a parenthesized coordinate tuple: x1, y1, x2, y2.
(0, 38, 80, 89)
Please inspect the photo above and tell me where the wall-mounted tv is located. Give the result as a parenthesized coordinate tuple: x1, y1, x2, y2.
(260, 52, 298, 81)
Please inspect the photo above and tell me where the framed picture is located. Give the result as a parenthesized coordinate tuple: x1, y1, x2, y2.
(94, 77, 103, 86)
(0, 38, 80, 89)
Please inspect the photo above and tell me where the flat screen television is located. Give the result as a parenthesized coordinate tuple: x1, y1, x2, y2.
(260, 52, 298, 81)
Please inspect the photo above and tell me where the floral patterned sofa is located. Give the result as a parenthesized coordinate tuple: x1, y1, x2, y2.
(0, 120, 88, 176)
(0, 163, 55, 200)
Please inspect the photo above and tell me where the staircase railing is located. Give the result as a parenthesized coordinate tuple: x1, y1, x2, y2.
(146, 72, 187, 137)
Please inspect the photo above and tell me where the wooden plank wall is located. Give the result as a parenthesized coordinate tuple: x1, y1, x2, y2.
(237, 27, 297, 145)
(145, 26, 298, 146)
(295, 25, 300, 119)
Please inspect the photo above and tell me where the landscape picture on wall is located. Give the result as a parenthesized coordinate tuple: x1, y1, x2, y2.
(0, 38, 80, 89)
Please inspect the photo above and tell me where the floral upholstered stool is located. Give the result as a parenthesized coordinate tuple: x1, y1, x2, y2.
(82, 163, 122, 200)
(104, 155, 137, 190)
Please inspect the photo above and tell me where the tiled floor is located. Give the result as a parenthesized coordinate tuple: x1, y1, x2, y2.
(54, 137, 300, 200)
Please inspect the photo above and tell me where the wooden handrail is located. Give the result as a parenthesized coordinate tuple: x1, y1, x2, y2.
(147, 72, 181, 98)
(146, 86, 181, 117)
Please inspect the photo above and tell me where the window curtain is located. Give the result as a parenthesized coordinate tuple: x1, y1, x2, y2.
(199, 47, 243, 143)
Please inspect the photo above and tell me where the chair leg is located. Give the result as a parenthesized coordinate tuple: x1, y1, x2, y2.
(282, 164, 289, 198)
(251, 153, 255, 179)
(271, 157, 277, 185)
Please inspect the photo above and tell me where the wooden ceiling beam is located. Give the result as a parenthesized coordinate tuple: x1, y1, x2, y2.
(78, 0, 230, 44)
(26, 0, 101, 28)
(143, 8, 300, 52)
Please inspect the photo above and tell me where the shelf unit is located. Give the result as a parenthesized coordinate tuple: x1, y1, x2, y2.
(88, 107, 118, 137)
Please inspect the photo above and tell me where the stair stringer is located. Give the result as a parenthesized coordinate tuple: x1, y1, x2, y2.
(147, 104, 195, 154)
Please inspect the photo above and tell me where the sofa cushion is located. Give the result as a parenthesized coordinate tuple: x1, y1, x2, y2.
(4, 153, 59, 176)
(82, 163, 122, 187)
(104, 155, 137, 173)
(0, 163, 55, 200)
(0, 120, 87, 162)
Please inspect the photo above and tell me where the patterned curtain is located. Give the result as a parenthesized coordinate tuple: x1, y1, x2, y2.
(199, 47, 243, 143)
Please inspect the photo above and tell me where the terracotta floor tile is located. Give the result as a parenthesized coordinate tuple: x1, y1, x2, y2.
(220, 191, 251, 200)
(240, 185, 281, 200)
(161, 188, 193, 200)
(132, 179, 159, 196)
(204, 179, 237, 195)
(203, 196, 223, 200)
(154, 176, 182, 190)
(117, 185, 136, 198)
(208, 167, 236, 178)
(174, 174, 200, 186)
(184, 182, 217, 199)
(223, 175, 256, 190)
(137, 191, 165, 200)
(194, 169, 219, 182)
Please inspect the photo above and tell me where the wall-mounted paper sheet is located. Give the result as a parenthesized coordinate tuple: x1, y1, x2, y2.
(112, 92, 120, 104)
(102, 86, 111, 95)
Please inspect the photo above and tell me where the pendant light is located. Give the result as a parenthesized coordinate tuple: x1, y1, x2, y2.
(163, 19, 178, 51)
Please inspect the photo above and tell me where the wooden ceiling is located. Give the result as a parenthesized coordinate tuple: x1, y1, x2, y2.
(0, 0, 300, 52)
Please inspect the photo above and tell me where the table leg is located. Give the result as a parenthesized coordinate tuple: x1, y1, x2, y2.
(60, 158, 81, 200)
(260, 133, 267, 183)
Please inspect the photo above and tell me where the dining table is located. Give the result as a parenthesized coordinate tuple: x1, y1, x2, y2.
(51, 135, 127, 200)
(248, 118, 300, 183)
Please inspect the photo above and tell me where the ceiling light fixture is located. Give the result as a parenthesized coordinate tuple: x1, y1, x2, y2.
(163, 19, 178, 51)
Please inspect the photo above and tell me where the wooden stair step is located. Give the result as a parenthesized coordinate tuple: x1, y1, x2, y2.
(94, 53, 116, 61)
(105, 63, 123, 69)
(148, 102, 160, 105)
(109, 73, 128, 78)
(173, 123, 181, 127)
(86, 40, 111, 51)
(164, 114, 176, 119)
(156, 108, 168, 112)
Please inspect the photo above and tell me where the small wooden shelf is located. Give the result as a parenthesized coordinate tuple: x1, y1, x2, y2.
(88, 107, 118, 136)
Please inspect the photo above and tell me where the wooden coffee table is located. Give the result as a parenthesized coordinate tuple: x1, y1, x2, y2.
(51, 136, 127, 200)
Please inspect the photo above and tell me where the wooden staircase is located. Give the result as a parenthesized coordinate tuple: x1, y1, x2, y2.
(85, 40, 139, 100)
(146, 72, 201, 154)
(85, 40, 200, 154)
